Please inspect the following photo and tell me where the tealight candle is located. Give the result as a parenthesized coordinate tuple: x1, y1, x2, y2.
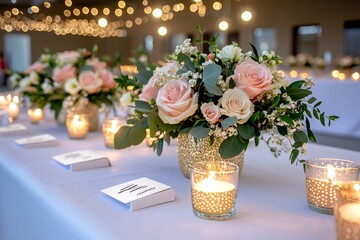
(66, 112, 89, 139)
(306, 158, 359, 214)
(8, 101, 20, 120)
(334, 182, 360, 240)
(102, 118, 123, 148)
(0, 95, 8, 109)
(190, 161, 239, 220)
(27, 107, 45, 124)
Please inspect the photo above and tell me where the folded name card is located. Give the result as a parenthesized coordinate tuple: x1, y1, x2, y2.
(52, 150, 110, 171)
(15, 134, 57, 147)
(0, 123, 27, 135)
(101, 177, 175, 211)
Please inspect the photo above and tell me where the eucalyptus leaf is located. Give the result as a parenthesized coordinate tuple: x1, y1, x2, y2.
(156, 138, 164, 156)
(148, 112, 158, 137)
(128, 126, 147, 145)
(237, 124, 255, 139)
(203, 63, 222, 96)
(221, 117, 237, 128)
(114, 126, 132, 149)
(219, 136, 245, 159)
(189, 126, 210, 139)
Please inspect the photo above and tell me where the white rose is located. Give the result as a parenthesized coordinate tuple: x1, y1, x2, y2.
(218, 45, 242, 62)
(41, 79, 54, 94)
(220, 88, 254, 124)
(120, 92, 133, 106)
(64, 78, 82, 95)
(28, 72, 40, 85)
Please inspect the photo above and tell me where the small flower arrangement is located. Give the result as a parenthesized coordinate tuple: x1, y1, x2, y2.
(9, 48, 120, 119)
(115, 38, 338, 167)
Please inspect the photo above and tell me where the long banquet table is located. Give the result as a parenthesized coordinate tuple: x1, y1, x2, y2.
(1, 114, 360, 240)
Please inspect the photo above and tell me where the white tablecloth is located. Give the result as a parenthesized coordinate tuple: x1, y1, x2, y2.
(1, 115, 360, 240)
(309, 78, 360, 139)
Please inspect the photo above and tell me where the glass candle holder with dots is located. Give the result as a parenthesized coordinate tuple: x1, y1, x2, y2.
(305, 158, 359, 215)
(190, 161, 239, 221)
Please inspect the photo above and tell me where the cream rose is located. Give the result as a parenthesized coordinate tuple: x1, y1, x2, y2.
(57, 50, 80, 66)
(139, 76, 158, 103)
(218, 45, 242, 62)
(200, 102, 221, 124)
(78, 71, 102, 94)
(98, 70, 117, 90)
(220, 88, 254, 124)
(24, 62, 47, 74)
(232, 60, 273, 101)
(153, 61, 181, 88)
(87, 57, 107, 72)
(156, 79, 198, 124)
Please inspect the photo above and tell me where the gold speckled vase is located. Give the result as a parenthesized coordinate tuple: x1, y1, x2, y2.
(85, 103, 99, 132)
(177, 133, 244, 178)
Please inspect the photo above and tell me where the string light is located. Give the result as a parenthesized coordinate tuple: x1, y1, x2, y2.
(158, 26, 167, 36)
(241, 10, 252, 21)
(218, 20, 228, 31)
(0, 0, 226, 38)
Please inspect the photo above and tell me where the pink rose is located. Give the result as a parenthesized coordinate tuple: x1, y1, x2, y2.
(78, 71, 102, 94)
(200, 102, 221, 124)
(98, 70, 117, 90)
(231, 60, 273, 101)
(87, 57, 107, 72)
(156, 79, 198, 124)
(24, 62, 47, 74)
(139, 76, 158, 103)
(52, 64, 76, 84)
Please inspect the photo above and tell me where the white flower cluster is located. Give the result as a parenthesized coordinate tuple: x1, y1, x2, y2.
(217, 76, 228, 92)
(181, 71, 201, 88)
(303, 77, 314, 89)
(259, 51, 282, 67)
(174, 38, 198, 56)
(209, 124, 238, 140)
(62, 95, 89, 110)
(41, 78, 54, 94)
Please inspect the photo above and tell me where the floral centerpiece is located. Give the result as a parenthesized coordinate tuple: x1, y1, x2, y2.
(335, 55, 360, 70)
(114, 38, 337, 172)
(9, 48, 120, 121)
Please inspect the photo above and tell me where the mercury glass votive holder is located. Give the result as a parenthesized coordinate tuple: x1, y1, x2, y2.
(306, 158, 360, 214)
(27, 107, 45, 124)
(102, 117, 123, 148)
(334, 181, 360, 240)
(190, 161, 239, 221)
(66, 112, 89, 139)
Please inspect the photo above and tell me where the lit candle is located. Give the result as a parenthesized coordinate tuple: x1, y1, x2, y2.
(334, 182, 360, 239)
(102, 118, 123, 148)
(27, 107, 45, 124)
(306, 158, 359, 214)
(0, 96, 8, 109)
(8, 101, 20, 120)
(190, 162, 239, 220)
(192, 171, 236, 215)
(66, 113, 89, 139)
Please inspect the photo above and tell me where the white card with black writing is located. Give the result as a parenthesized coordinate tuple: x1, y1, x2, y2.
(101, 177, 175, 211)
(0, 123, 27, 134)
(15, 134, 57, 147)
(52, 150, 110, 171)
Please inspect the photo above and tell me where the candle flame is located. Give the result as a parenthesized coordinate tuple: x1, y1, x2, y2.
(354, 183, 360, 192)
(9, 101, 17, 110)
(327, 165, 336, 181)
(12, 96, 19, 104)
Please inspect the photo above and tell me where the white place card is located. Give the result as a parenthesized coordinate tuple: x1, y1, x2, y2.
(0, 123, 27, 135)
(15, 134, 57, 147)
(101, 177, 175, 211)
(52, 150, 110, 171)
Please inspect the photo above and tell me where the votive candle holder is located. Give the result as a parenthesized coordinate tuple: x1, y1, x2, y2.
(27, 107, 45, 124)
(66, 112, 89, 139)
(102, 118, 123, 148)
(334, 181, 360, 240)
(306, 158, 359, 214)
(190, 161, 239, 221)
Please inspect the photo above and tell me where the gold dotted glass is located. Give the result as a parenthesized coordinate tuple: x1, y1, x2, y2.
(306, 158, 359, 214)
(66, 112, 89, 139)
(102, 118, 123, 148)
(335, 181, 360, 240)
(190, 161, 239, 220)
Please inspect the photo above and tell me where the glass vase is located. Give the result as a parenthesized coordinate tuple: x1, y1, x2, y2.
(177, 133, 244, 178)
